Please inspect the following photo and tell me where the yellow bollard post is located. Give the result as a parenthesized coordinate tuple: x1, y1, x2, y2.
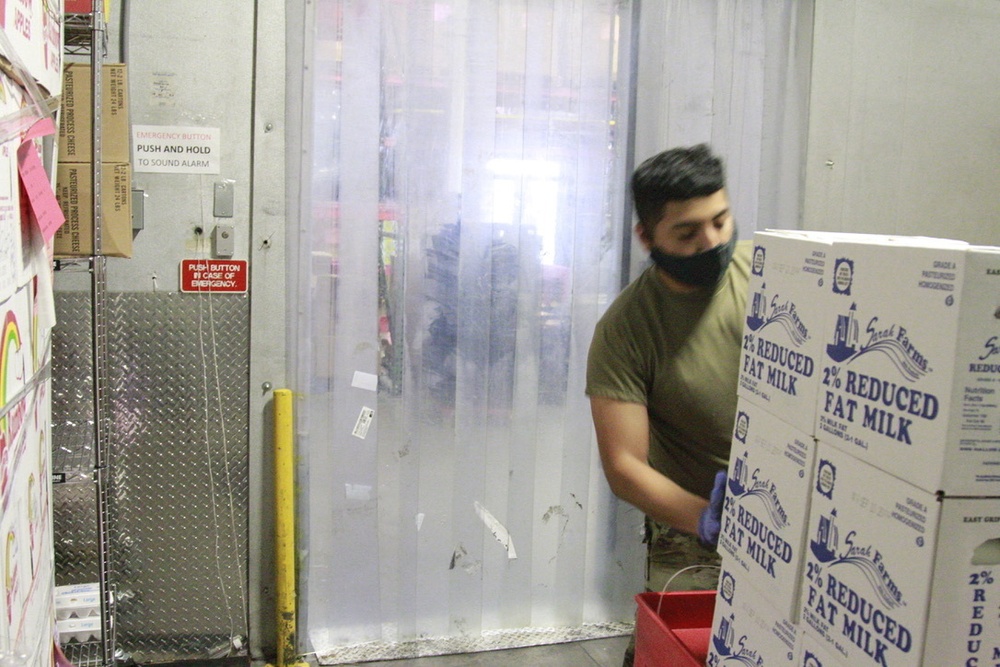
(269, 389, 310, 667)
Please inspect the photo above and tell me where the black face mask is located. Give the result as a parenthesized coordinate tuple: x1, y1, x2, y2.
(649, 228, 738, 288)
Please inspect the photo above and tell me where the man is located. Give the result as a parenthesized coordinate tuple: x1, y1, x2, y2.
(586, 144, 750, 666)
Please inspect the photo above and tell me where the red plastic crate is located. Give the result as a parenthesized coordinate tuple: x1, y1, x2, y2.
(634, 590, 715, 667)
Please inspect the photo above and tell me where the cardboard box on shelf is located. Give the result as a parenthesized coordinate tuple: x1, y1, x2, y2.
(54, 162, 132, 258)
(56, 616, 101, 644)
(816, 237, 1000, 495)
(800, 442, 1000, 666)
(58, 63, 130, 164)
(54, 582, 99, 602)
(719, 398, 815, 620)
(54, 582, 100, 620)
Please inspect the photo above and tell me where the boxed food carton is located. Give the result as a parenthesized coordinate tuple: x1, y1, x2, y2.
(54, 582, 99, 600)
(719, 397, 815, 619)
(816, 237, 1000, 495)
(54, 582, 100, 620)
(923, 498, 1000, 666)
(58, 63, 130, 164)
(56, 616, 101, 644)
(739, 230, 833, 435)
(945, 246, 1000, 490)
(801, 443, 1000, 666)
(54, 162, 132, 258)
(707, 562, 798, 666)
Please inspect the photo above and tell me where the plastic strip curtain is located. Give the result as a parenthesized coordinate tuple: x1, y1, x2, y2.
(295, 0, 642, 659)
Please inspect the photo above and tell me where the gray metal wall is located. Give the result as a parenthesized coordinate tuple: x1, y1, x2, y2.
(804, 0, 1000, 244)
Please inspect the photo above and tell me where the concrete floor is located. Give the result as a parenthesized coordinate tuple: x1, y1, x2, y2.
(332, 635, 630, 667)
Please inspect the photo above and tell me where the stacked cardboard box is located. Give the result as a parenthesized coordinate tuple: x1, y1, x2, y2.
(714, 230, 1000, 666)
(815, 238, 1000, 495)
(54, 62, 132, 257)
(802, 237, 1000, 666)
(711, 230, 835, 664)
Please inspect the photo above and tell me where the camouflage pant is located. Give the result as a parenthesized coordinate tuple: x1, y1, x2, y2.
(621, 524, 722, 667)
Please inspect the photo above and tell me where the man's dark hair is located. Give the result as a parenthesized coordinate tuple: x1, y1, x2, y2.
(630, 144, 726, 235)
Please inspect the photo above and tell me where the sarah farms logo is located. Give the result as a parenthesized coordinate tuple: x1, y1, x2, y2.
(824, 303, 931, 382)
(728, 449, 790, 532)
(808, 457, 906, 610)
(745, 283, 810, 347)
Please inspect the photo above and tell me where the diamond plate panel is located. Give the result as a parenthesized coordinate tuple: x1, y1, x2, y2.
(51, 292, 250, 664)
(315, 623, 633, 664)
(52, 478, 104, 667)
(52, 293, 96, 475)
(52, 478, 99, 586)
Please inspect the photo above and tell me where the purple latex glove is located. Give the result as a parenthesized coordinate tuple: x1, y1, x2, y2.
(697, 470, 727, 547)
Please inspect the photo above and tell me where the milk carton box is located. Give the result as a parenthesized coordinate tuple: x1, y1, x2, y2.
(739, 230, 833, 435)
(802, 442, 1000, 665)
(945, 246, 1000, 491)
(816, 238, 1000, 495)
(922, 498, 1000, 666)
(800, 443, 938, 666)
(719, 398, 815, 619)
(708, 562, 798, 666)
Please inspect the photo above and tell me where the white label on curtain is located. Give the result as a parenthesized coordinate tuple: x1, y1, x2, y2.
(352, 406, 374, 439)
(351, 371, 378, 392)
(474, 501, 517, 559)
(415, 513, 425, 531)
(345, 483, 372, 501)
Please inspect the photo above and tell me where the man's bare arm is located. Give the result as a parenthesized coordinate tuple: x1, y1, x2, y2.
(590, 395, 708, 535)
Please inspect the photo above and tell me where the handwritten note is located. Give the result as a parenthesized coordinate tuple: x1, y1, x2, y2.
(16, 118, 64, 243)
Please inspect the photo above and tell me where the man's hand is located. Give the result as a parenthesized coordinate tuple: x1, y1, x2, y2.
(697, 470, 727, 547)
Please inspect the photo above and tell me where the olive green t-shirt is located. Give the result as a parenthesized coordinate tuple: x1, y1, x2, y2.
(586, 241, 751, 499)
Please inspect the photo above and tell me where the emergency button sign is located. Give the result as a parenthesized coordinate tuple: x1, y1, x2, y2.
(181, 259, 248, 293)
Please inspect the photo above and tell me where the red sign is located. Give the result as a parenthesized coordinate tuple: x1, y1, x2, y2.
(180, 259, 248, 293)
(65, 0, 112, 14)
(64, 0, 96, 13)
